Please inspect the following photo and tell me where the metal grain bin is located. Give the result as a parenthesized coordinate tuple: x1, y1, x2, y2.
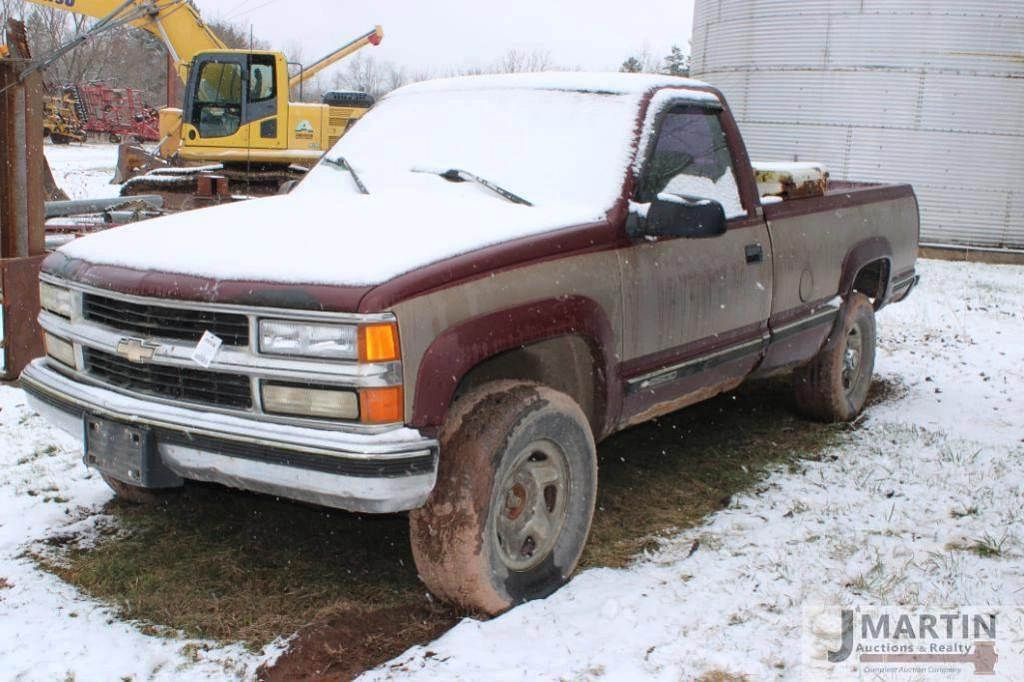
(691, 0, 1024, 249)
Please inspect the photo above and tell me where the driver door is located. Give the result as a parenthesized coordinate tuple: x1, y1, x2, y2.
(617, 97, 773, 423)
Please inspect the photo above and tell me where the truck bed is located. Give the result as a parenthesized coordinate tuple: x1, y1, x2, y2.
(763, 179, 916, 220)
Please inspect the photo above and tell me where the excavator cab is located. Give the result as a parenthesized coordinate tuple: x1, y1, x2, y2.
(22, 0, 383, 195)
(181, 51, 288, 155)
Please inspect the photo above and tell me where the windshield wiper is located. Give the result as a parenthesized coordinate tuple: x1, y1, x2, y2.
(323, 156, 369, 195)
(412, 168, 533, 206)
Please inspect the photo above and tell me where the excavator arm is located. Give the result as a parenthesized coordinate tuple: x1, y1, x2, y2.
(290, 25, 383, 89)
(23, 0, 224, 80)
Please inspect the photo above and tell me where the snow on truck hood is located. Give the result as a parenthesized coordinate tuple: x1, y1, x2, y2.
(60, 73, 717, 287)
(57, 189, 603, 286)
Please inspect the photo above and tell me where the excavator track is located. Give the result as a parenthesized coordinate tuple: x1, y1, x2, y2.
(120, 166, 308, 211)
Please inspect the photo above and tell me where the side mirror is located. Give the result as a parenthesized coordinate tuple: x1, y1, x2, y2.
(645, 193, 727, 239)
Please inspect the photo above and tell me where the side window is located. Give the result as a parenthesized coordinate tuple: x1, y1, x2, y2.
(640, 105, 745, 219)
(246, 55, 278, 124)
(249, 60, 275, 102)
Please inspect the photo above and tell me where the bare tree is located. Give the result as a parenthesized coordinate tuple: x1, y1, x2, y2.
(1, 0, 27, 41)
(1, 0, 24, 43)
(7, 10, 269, 107)
(493, 48, 555, 74)
(330, 53, 410, 100)
(26, 8, 126, 84)
(207, 19, 268, 50)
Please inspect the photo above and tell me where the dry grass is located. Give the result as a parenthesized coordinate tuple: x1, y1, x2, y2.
(696, 670, 751, 682)
(32, 484, 442, 646)
(582, 376, 860, 568)
(30, 376, 893, 673)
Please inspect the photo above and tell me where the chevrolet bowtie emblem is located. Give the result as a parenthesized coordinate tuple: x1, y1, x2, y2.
(115, 337, 160, 364)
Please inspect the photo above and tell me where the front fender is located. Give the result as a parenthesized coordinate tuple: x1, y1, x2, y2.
(408, 295, 619, 435)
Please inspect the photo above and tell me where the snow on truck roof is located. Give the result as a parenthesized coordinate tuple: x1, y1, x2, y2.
(393, 71, 714, 96)
(59, 73, 723, 288)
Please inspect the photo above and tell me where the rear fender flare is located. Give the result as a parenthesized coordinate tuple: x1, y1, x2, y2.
(838, 236, 893, 301)
(826, 237, 892, 351)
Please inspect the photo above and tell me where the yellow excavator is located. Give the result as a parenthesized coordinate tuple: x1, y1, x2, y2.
(24, 0, 382, 204)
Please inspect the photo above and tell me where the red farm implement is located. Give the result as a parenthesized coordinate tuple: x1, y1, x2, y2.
(73, 84, 160, 143)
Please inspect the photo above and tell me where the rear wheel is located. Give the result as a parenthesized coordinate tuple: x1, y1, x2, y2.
(409, 381, 597, 615)
(101, 474, 178, 505)
(793, 292, 876, 421)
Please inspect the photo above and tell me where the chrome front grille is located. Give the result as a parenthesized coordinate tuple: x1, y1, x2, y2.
(82, 292, 250, 346)
(84, 347, 254, 409)
(39, 278, 403, 432)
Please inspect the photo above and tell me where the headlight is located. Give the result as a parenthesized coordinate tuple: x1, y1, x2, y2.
(258, 320, 400, 363)
(40, 282, 73, 318)
(259, 320, 358, 360)
(44, 333, 77, 368)
(261, 383, 359, 420)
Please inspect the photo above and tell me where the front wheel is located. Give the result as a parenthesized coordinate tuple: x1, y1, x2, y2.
(409, 381, 597, 615)
(793, 292, 876, 421)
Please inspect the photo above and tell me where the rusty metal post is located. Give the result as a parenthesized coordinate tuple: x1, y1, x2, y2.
(0, 19, 47, 380)
(166, 53, 181, 108)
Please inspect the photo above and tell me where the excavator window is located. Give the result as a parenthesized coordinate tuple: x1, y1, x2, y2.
(250, 62, 275, 102)
(245, 54, 278, 125)
(193, 60, 243, 138)
(195, 61, 242, 106)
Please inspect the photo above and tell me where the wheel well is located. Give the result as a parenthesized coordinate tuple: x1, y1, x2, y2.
(453, 335, 601, 437)
(851, 258, 890, 307)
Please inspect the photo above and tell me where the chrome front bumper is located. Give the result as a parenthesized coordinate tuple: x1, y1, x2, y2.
(21, 359, 438, 514)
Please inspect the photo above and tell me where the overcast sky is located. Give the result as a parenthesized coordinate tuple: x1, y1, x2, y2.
(195, 0, 696, 76)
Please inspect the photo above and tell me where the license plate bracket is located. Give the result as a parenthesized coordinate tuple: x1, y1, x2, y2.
(83, 415, 182, 488)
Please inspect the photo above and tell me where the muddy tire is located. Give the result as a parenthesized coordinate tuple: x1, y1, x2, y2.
(409, 381, 598, 615)
(793, 292, 876, 421)
(101, 474, 177, 505)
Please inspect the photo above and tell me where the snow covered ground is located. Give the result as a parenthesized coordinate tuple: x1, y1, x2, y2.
(0, 393, 284, 679)
(1, 259, 1020, 680)
(44, 141, 122, 200)
(369, 258, 1024, 680)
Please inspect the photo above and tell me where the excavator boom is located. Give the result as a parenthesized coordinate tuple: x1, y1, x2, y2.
(24, 0, 224, 80)
(291, 25, 383, 89)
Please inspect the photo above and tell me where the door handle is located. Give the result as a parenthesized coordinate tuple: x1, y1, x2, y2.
(745, 243, 764, 264)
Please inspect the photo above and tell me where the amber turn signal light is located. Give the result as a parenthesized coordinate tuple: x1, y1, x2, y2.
(359, 322, 399, 363)
(360, 386, 403, 424)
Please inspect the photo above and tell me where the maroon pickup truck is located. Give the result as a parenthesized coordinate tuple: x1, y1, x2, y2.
(23, 73, 919, 615)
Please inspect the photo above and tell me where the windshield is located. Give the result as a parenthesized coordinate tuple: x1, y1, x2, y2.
(300, 87, 641, 209)
(195, 61, 242, 105)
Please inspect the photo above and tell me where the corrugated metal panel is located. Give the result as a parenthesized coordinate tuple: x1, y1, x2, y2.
(692, 0, 1024, 248)
(915, 185, 1014, 246)
(709, 70, 1024, 137)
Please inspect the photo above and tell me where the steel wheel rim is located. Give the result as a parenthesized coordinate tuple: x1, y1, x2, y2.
(842, 325, 864, 394)
(493, 439, 571, 572)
